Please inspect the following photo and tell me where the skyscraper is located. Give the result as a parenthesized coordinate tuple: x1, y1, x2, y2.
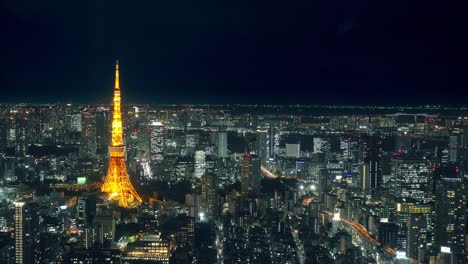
(70, 113, 83, 132)
(81, 111, 97, 157)
(201, 173, 217, 218)
(216, 132, 228, 158)
(150, 121, 165, 162)
(434, 165, 466, 262)
(256, 130, 269, 166)
(194, 150, 206, 179)
(101, 60, 143, 208)
(15, 202, 40, 264)
(391, 154, 430, 203)
(241, 153, 261, 195)
(395, 201, 432, 260)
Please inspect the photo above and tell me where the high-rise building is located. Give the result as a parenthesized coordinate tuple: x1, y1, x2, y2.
(201, 173, 217, 218)
(313, 137, 329, 154)
(241, 153, 261, 195)
(395, 201, 432, 260)
(76, 195, 96, 226)
(434, 165, 466, 262)
(391, 154, 430, 202)
(70, 113, 82, 132)
(340, 137, 358, 161)
(378, 222, 398, 248)
(76, 196, 87, 225)
(256, 130, 269, 166)
(216, 132, 228, 158)
(101, 60, 143, 208)
(268, 125, 279, 159)
(95, 214, 116, 244)
(81, 111, 97, 157)
(449, 130, 464, 164)
(15, 202, 41, 264)
(194, 150, 206, 179)
(82, 225, 97, 249)
(150, 121, 165, 162)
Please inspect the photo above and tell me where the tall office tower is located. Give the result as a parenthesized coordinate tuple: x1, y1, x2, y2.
(358, 162, 370, 194)
(269, 125, 278, 159)
(76, 195, 96, 226)
(81, 111, 97, 157)
(256, 130, 269, 166)
(76, 196, 87, 225)
(70, 113, 83, 132)
(378, 222, 398, 248)
(391, 154, 430, 202)
(96, 109, 111, 152)
(95, 214, 116, 244)
(15, 202, 40, 264)
(201, 173, 217, 218)
(101, 60, 143, 208)
(367, 158, 381, 191)
(82, 226, 97, 249)
(186, 193, 203, 218)
(434, 165, 466, 262)
(215, 132, 228, 158)
(365, 135, 383, 191)
(340, 137, 358, 160)
(394, 201, 432, 260)
(449, 129, 464, 164)
(241, 153, 252, 195)
(185, 134, 199, 155)
(406, 204, 431, 261)
(194, 150, 206, 179)
(241, 153, 261, 195)
(150, 121, 165, 162)
(313, 137, 330, 154)
(286, 143, 300, 158)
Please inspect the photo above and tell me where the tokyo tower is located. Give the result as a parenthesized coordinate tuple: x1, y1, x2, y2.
(101, 60, 143, 208)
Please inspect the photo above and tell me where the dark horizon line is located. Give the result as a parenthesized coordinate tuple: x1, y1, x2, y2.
(1, 97, 468, 109)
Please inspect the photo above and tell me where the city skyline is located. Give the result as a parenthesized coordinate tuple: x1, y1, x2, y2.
(2, 1, 468, 264)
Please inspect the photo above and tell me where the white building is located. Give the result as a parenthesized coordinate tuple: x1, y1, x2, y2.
(150, 121, 165, 162)
(216, 132, 228, 158)
(286, 143, 300, 158)
(194, 150, 206, 178)
(313, 137, 329, 154)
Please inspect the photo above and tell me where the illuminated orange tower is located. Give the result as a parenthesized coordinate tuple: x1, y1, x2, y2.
(101, 60, 143, 208)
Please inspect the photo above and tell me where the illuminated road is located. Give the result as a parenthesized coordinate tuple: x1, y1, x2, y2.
(302, 196, 317, 206)
(341, 219, 419, 264)
(341, 219, 380, 246)
(261, 166, 314, 183)
(261, 166, 279, 179)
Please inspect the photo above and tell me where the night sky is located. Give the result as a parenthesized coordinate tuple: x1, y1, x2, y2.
(0, 0, 466, 105)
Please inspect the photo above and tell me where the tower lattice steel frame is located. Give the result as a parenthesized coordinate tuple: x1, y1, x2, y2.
(101, 60, 143, 208)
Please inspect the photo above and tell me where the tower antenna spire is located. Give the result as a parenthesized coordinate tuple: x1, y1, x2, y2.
(115, 59, 120, 90)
